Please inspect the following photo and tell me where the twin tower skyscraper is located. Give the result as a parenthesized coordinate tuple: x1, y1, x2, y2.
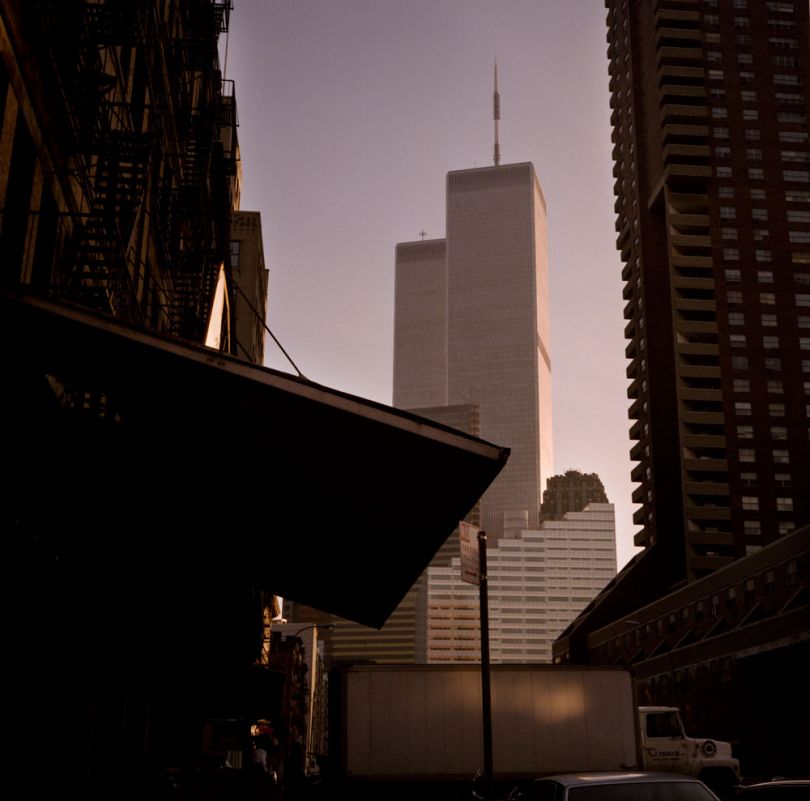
(394, 161, 553, 539)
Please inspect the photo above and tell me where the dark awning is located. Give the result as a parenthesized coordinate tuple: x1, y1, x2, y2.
(2, 289, 508, 628)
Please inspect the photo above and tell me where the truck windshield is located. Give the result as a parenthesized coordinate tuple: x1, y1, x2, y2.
(646, 711, 683, 738)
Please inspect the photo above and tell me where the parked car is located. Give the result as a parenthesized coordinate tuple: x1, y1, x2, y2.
(735, 780, 810, 799)
(508, 771, 720, 801)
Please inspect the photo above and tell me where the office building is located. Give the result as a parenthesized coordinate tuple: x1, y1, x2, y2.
(541, 469, 609, 521)
(417, 503, 617, 663)
(554, 1, 810, 778)
(395, 162, 553, 540)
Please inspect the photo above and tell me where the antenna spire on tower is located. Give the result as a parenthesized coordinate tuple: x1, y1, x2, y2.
(493, 60, 501, 167)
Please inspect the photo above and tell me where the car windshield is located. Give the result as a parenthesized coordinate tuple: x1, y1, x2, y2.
(568, 781, 717, 801)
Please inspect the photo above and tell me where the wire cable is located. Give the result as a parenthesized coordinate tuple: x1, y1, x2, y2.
(232, 280, 308, 380)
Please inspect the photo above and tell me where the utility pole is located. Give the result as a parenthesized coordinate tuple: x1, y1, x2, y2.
(479, 529, 493, 799)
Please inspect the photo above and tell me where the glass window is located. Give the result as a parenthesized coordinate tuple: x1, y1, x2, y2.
(767, 380, 783, 394)
(721, 206, 737, 219)
(771, 426, 788, 439)
(758, 271, 774, 283)
(729, 312, 745, 326)
(739, 448, 755, 462)
(769, 403, 785, 416)
(727, 290, 743, 304)
(737, 425, 754, 439)
(780, 131, 809, 143)
(726, 269, 742, 282)
(773, 450, 790, 464)
(722, 226, 737, 239)
(760, 292, 776, 304)
(724, 248, 740, 261)
(776, 498, 794, 512)
(761, 314, 777, 327)
(742, 496, 759, 510)
(733, 378, 750, 391)
(735, 401, 752, 415)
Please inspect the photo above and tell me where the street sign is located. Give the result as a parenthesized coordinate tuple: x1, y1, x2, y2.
(459, 521, 480, 585)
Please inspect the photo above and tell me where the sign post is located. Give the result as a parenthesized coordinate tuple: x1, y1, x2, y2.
(460, 522, 493, 799)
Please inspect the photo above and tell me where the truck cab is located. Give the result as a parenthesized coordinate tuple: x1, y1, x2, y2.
(639, 706, 740, 799)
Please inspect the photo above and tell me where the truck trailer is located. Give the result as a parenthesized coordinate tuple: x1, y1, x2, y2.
(326, 664, 739, 799)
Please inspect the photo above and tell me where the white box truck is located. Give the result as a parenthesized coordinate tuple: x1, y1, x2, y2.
(327, 664, 739, 798)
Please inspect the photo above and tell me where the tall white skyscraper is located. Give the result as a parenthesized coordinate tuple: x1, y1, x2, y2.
(394, 162, 552, 539)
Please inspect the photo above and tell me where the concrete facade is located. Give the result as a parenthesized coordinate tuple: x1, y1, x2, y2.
(417, 503, 617, 663)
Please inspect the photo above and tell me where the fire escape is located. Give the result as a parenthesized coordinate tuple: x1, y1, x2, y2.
(30, 0, 236, 343)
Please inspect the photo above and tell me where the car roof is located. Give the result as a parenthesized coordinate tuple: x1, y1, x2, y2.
(740, 780, 810, 789)
(536, 772, 706, 787)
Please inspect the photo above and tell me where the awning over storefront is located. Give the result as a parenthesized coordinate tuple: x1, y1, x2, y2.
(2, 289, 508, 628)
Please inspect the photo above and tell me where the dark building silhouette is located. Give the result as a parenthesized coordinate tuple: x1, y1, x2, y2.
(540, 469, 609, 521)
(1, 3, 509, 799)
(555, 0, 810, 780)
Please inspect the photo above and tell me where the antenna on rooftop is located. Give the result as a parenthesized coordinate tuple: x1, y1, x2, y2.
(493, 60, 501, 167)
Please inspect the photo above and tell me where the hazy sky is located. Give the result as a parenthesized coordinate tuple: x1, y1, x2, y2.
(224, 0, 640, 569)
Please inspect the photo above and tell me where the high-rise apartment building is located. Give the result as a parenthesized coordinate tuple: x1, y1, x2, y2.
(607, 0, 809, 580)
(395, 162, 553, 539)
(554, 3, 809, 776)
